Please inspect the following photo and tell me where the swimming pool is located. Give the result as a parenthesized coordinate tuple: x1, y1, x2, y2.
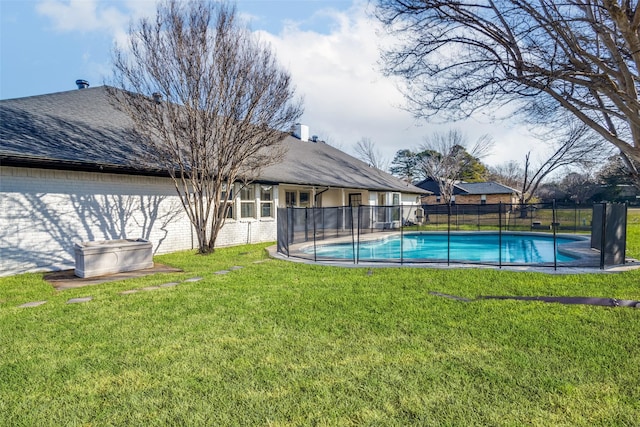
(305, 232, 583, 264)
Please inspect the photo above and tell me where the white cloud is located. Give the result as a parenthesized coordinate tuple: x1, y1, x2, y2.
(256, 2, 536, 167)
(34, 0, 538, 167)
(36, 0, 128, 33)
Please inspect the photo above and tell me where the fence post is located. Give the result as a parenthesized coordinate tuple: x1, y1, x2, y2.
(312, 207, 317, 263)
(350, 205, 356, 264)
(552, 200, 557, 271)
(288, 207, 294, 247)
(447, 203, 451, 265)
(600, 203, 607, 270)
(499, 202, 502, 268)
(400, 205, 404, 265)
(357, 205, 362, 264)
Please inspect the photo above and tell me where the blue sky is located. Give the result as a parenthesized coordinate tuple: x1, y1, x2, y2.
(0, 0, 538, 165)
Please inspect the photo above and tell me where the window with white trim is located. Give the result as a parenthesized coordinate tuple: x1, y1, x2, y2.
(285, 191, 297, 207)
(240, 185, 256, 218)
(391, 193, 400, 221)
(221, 183, 234, 219)
(260, 185, 273, 218)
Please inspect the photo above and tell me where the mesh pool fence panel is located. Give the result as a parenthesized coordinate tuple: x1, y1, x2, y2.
(276, 202, 626, 269)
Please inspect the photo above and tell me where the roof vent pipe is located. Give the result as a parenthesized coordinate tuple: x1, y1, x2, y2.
(152, 92, 163, 104)
(75, 79, 90, 89)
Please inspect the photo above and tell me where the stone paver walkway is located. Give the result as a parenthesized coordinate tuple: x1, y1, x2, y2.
(67, 297, 93, 304)
(18, 300, 48, 308)
(17, 267, 241, 309)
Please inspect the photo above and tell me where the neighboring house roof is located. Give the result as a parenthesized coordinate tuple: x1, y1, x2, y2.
(455, 181, 519, 195)
(1, 86, 424, 194)
(414, 178, 465, 196)
(415, 178, 518, 196)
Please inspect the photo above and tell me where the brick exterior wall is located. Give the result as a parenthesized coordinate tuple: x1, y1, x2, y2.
(0, 166, 277, 276)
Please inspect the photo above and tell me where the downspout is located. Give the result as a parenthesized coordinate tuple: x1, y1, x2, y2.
(314, 187, 330, 205)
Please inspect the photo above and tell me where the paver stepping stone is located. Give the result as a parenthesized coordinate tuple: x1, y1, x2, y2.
(253, 260, 269, 264)
(160, 282, 180, 287)
(229, 266, 243, 271)
(19, 300, 47, 308)
(214, 270, 230, 275)
(67, 297, 92, 304)
(184, 277, 203, 282)
(141, 286, 160, 291)
(119, 290, 139, 295)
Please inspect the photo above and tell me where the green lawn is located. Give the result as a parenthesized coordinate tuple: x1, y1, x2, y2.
(1, 218, 639, 425)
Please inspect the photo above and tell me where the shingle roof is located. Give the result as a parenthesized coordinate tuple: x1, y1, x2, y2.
(1, 86, 424, 194)
(0, 87, 146, 172)
(415, 178, 518, 196)
(455, 181, 518, 195)
(415, 178, 466, 196)
(261, 136, 425, 192)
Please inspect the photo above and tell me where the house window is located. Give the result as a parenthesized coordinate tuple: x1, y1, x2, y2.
(391, 193, 400, 221)
(349, 193, 362, 206)
(221, 183, 233, 219)
(299, 191, 311, 208)
(240, 185, 255, 218)
(260, 185, 273, 218)
(451, 195, 456, 205)
(377, 193, 386, 222)
(285, 191, 297, 207)
(481, 194, 487, 205)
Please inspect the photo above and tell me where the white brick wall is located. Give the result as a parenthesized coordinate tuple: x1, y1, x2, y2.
(0, 167, 278, 276)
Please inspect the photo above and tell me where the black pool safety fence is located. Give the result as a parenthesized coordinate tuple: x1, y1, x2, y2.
(276, 202, 628, 270)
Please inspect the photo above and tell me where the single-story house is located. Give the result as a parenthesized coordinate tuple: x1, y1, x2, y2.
(416, 178, 519, 205)
(0, 85, 425, 276)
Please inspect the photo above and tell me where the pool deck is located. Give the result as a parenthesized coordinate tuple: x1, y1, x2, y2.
(272, 231, 640, 275)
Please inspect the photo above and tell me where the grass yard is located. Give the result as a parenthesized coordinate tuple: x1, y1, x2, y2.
(1, 216, 639, 425)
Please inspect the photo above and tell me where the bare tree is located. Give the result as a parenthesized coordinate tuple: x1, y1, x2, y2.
(518, 123, 604, 206)
(376, 0, 640, 187)
(353, 137, 389, 171)
(418, 130, 493, 204)
(489, 161, 524, 190)
(110, 0, 302, 254)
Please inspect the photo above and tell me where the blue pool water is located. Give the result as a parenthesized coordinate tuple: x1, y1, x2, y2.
(307, 232, 581, 264)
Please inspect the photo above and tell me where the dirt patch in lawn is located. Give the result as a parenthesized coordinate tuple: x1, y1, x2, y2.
(44, 264, 182, 290)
